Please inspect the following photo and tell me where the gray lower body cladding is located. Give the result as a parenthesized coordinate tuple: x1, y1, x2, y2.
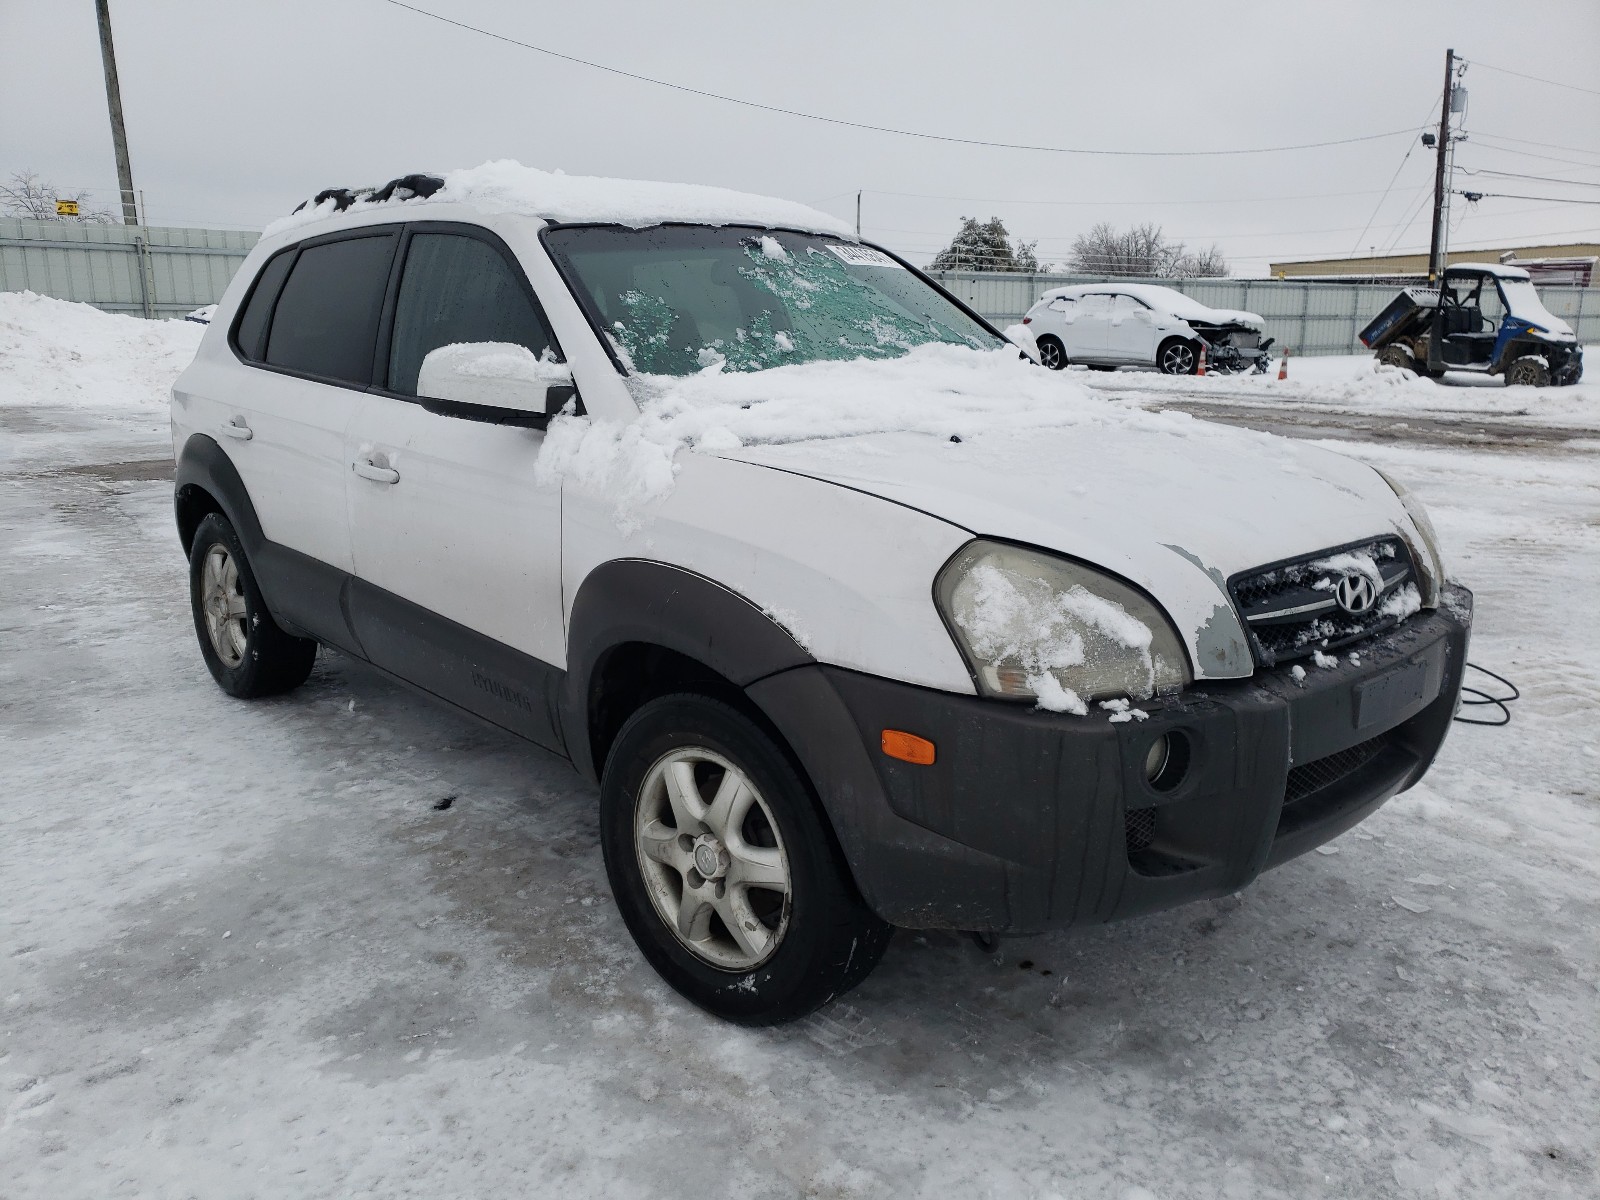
(749, 585, 1472, 934)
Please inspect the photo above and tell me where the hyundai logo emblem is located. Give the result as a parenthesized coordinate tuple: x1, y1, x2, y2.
(1334, 573, 1379, 615)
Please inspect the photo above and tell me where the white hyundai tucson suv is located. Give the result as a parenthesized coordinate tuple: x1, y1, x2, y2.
(171, 163, 1471, 1024)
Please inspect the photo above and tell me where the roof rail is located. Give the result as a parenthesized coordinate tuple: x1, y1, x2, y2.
(291, 173, 445, 215)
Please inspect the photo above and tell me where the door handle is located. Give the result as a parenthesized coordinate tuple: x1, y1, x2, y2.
(220, 420, 253, 440)
(353, 459, 400, 485)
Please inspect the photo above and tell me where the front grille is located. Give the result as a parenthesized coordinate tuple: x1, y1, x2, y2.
(1284, 735, 1390, 805)
(1231, 537, 1418, 667)
(1125, 806, 1157, 854)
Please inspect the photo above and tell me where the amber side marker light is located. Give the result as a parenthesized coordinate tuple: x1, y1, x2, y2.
(881, 729, 936, 765)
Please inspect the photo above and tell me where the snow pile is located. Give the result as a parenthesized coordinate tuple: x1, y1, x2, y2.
(947, 562, 1157, 715)
(266, 160, 854, 240)
(0, 291, 202, 411)
(536, 342, 1222, 528)
(1085, 350, 1600, 430)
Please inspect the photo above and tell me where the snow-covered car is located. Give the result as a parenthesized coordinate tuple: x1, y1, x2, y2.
(184, 304, 217, 325)
(170, 163, 1471, 1024)
(1022, 283, 1273, 375)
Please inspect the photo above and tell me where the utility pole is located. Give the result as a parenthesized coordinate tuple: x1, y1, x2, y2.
(94, 0, 139, 226)
(856, 190, 862, 238)
(1426, 47, 1454, 282)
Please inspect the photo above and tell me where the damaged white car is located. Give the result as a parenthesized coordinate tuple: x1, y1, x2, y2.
(171, 162, 1469, 1025)
(1022, 283, 1273, 374)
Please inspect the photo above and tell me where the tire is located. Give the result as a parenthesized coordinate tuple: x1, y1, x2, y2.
(188, 512, 317, 698)
(1035, 335, 1067, 370)
(1376, 344, 1419, 374)
(1505, 356, 1550, 388)
(1157, 338, 1197, 375)
(600, 693, 892, 1025)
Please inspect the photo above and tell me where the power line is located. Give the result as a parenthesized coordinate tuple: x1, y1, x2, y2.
(1347, 90, 1443, 256)
(1455, 189, 1600, 205)
(852, 185, 1401, 207)
(1470, 132, 1600, 160)
(374, 0, 1418, 158)
(1458, 166, 1600, 188)
(1464, 59, 1600, 98)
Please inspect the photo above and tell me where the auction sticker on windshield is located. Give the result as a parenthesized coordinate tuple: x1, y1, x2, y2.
(828, 243, 904, 269)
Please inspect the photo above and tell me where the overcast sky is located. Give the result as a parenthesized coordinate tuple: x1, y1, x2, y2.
(4, 0, 1597, 275)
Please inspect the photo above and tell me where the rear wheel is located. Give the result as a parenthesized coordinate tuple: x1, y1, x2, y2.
(188, 512, 317, 697)
(600, 693, 892, 1024)
(1377, 344, 1419, 374)
(1035, 335, 1067, 370)
(1505, 356, 1550, 388)
(1158, 338, 1197, 375)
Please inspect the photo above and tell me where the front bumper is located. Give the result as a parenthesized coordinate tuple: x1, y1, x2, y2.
(748, 583, 1472, 933)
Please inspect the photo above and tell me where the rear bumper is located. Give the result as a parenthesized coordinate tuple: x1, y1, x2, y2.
(749, 583, 1472, 933)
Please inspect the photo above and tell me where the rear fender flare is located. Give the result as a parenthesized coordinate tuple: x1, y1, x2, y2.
(174, 433, 267, 558)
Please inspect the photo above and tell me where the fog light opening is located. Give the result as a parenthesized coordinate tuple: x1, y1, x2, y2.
(1144, 731, 1191, 793)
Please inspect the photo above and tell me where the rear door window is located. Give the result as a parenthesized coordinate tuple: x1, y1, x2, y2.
(264, 234, 397, 385)
(386, 232, 557, 397)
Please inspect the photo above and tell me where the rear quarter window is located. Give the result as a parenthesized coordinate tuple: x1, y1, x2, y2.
(231, 249, 294, 362)
(263, 234, 397, 385)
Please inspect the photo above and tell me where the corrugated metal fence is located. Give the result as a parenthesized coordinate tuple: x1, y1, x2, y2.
(0, 218, 258, 319)
(4, 217, 1595, 352)
(928, 270, 1600, 356)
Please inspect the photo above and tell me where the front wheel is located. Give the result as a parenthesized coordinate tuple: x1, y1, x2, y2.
(1158, 338, 1198, 375)
(1505, 355, 1550, 388)
(600, 694, 892, 1024)
(1035, 335, 1067, 370)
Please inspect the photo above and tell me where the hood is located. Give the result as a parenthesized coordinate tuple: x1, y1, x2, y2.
(720, 418, 1413, 679)
(1187, 306, 1265, 329)
(548, 345, 1417, 678)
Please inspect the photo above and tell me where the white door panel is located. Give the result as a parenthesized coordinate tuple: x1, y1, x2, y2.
(1105, 295, 1157, 362)
(347, 396, 564, 667)
(231, 374, 359, 572)
(1064, 293, 1113, 360)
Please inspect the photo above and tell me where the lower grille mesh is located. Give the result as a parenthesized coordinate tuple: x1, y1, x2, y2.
(1284, 735, 1390, 805)
(1125, 806, 1157, 854)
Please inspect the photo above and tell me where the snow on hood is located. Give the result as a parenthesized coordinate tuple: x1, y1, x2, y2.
(266, 160, 854, 240)
(535, 345, 1412, 675)
(1044, 284, 1264, 329)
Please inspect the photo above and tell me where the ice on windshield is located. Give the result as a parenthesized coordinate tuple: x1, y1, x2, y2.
(545, 226, 999, 376)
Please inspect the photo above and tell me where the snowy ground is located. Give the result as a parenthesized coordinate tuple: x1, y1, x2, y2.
(2, 295, 1597, 1199)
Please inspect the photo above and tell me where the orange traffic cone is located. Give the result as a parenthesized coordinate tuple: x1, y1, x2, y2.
(1196, 343, 1208, 376)
(1277, 348, 1289, 381)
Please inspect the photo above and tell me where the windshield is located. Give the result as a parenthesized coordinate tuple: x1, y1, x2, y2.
(1498, 278, 1562, 329)
(543, 225, 1003, 376)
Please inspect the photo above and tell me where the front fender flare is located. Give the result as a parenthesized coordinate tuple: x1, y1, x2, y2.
(560, 559, 815, 782)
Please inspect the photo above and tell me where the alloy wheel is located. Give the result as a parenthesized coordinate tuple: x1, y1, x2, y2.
(1161, 343, 1196, 375)
(201, 544, 249, 668)
(633, 747, 792, 971)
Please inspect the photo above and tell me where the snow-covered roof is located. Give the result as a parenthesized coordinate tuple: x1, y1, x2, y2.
(1444, 262, 1532, 280)
(1039, 283, 1262, 327)
(264, 160, 855, 241)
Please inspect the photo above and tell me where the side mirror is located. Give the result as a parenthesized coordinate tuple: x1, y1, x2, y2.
(416, 342, 580, 427)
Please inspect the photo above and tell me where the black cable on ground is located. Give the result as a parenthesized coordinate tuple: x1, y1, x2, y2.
(1454, 662, 1520, 726)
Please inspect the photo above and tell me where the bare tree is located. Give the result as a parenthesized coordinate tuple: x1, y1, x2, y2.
(1068, 222, 1227, 278)
(0, 172, 116, 223)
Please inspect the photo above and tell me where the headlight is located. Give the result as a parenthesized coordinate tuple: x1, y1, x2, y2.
(1375, 468, 1444, 607)
(935, 540, 1192, 714)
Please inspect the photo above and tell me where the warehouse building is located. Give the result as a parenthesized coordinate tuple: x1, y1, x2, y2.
(1271, 241, 1599, 287)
